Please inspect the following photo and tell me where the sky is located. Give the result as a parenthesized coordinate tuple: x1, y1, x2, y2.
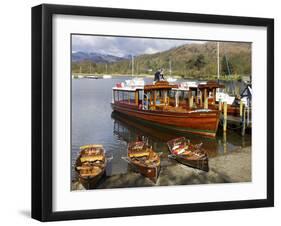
(72, 35, 204, 57)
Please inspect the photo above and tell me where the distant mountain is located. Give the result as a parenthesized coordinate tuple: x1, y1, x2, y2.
(107, 42, 251, 77)
(72, 51, 128, 63)
(72, 42, 251, 78)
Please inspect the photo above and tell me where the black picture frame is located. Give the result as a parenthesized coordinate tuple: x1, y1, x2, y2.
(32, 3, 274, 222)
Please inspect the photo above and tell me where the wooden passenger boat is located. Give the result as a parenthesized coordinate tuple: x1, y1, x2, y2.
(126, 141, 161, 183)
(111, 80, 220, 137)
(75, 144, 106, 189)
(167, 137, 209, 172)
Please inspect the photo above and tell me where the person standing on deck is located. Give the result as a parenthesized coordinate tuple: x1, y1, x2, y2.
(154, 68, 164, 82)
(154, 69, 161, 82)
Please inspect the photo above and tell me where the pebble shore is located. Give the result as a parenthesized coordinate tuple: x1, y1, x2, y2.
(72, 146, 251, 190)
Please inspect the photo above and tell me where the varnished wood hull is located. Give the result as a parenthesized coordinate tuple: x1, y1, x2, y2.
(111, 103, 220, 137)
(172, 155, 209, 172)
(128, 161, 160, 183)
(77, 170, 105, 189)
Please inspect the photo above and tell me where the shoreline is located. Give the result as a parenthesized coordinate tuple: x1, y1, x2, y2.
(72, 146, 251, 190)
(72, 73, 249, 81)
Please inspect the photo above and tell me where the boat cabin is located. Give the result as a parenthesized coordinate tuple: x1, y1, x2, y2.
(167, 80, 226, 109)
(198, 81, 225, 105)
(112, 81, 180, 111)
(112, 80, 225, 111)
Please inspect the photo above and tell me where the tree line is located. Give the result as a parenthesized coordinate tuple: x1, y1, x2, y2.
(72, 42, 251, 79)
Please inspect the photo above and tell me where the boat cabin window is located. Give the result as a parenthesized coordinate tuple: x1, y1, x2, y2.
(142, 89, 170, 110)
(113, 89, 141, 106)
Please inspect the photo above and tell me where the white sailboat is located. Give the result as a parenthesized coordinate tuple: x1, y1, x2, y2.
(103, 75, 112, 79)
(166, 59, 177, 83)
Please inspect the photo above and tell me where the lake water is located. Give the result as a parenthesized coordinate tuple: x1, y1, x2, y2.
(71, 77, 251, 189)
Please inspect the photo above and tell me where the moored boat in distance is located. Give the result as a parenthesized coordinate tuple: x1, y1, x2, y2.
(85, 75, 99, 79)
(167, 137, 209, 172)
(125, 141, 161, 183)
(103, 75, 112, 79)
(166, 77, 177, 83)
(111, 79, 220, 137)
(75, 144, 106, 189)
(72, 74, 84, 79)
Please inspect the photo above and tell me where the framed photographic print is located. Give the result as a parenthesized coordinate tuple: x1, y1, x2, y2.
(31, 4, 274, 221)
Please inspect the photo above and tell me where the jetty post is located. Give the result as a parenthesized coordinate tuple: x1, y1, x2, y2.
(223, 131, 227, 153)
(241, 103, 246, 136)
(240, 101, 243, 117)
(223, 101, 227, 132)
(246, 106, 250, 127)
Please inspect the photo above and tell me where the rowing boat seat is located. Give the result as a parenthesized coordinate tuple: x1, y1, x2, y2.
(128, 151, 150, 158)
(80, 155, 104, 162)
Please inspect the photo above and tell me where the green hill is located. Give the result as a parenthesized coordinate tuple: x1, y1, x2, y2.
(72, 41, 251, 79)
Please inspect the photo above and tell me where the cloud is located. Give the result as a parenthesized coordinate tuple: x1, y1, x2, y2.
(72, 35, 203, 57)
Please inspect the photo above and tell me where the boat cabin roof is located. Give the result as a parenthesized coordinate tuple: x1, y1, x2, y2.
(198, 81, 225, 90)
(143, 81, 178, 91)
(143, 84, 178, 91)
(112, 87, 143, 92)
(112, 80, 178, 92)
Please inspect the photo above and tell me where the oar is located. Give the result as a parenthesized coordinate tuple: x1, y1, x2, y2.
(168, 154, 177, 159)
(158, 152, 163, 157)
(121, 156, 130, 163)
(105, 156, 113, 162)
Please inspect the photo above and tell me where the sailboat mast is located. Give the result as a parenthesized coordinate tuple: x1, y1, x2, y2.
(131, 55, 134, 76)
(217, 42, 220, 80)
(169, 59, 172, 76)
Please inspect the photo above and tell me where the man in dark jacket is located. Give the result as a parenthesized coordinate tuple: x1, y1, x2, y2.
(154, 69, 161, 82)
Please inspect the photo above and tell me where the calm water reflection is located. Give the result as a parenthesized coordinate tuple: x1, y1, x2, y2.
(71, 77, 251, 183)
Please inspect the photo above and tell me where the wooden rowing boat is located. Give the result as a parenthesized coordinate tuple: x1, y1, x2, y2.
(75, 144, 106, 189)
(126, 141, 161, 183)
(167, 137, 209, 172)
